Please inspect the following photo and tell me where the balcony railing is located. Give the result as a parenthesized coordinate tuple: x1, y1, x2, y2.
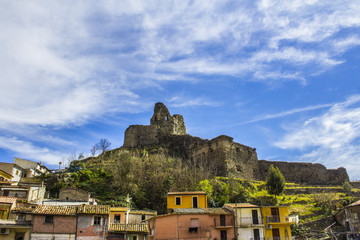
(250, 238, 265, 240)
(266, 215, 296, 224)
(239, 217, 264, 226)
(266, 237, 293, 240)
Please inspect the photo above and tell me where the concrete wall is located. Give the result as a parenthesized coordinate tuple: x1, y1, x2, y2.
(31, 233, 75, 240)
(59, 188, 89, 202)
(77, 215, 108, 240)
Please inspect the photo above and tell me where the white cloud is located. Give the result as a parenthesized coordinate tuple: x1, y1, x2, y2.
(0, 136, 66, 166)
(168, 96, 222, 108)
(1, 0, 360, 166)
(275, 95, 360, 179)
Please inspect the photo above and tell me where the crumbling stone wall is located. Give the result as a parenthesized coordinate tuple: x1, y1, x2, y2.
(123, 103, 186, 148)
(258, 160, 349, 185)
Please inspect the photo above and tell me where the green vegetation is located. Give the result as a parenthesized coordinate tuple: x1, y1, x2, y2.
(46, 147, 360, 224)
(266, 164, 285, 198)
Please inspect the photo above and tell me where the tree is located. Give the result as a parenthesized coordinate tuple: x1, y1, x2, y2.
(94, 139, 111, 154)
(266, 165, 285, 198)
(343, 181, 352, 194)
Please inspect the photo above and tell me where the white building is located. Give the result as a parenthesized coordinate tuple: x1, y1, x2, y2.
(224, 203, 265, 240)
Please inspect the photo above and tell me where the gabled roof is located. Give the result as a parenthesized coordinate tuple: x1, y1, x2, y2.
(224, 203, 260, 208)
(0, 197, 17, 205)
(32, 205, 77, 215)
(167, 191, 207, 196)
(77, 204, 110, 215)
(346, 200, 360, 208)
(0, 169, 13, 179)
(109, 223, 149, 233)
(130, 210, 157, 216)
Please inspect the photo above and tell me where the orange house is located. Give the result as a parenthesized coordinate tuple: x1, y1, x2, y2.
(148, 208, 234, 240)
(167, 192, 207, 211)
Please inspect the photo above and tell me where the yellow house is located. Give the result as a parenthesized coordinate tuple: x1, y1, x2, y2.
(262, 206, 296, 240)
(167, 192, 207, 211)
(110, 207, 129, 224)
(0, 170, 12, 183)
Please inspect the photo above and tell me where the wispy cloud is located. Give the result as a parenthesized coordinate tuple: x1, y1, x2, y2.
(1, 0, 360, 166)
(275, 95, 360, 179)
(241, 103, 333, 124)
(168, 96, 222, 108)
(0, 136, 66, 165)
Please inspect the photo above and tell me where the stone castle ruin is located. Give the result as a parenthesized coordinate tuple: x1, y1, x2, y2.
(123, 103, 349, 185)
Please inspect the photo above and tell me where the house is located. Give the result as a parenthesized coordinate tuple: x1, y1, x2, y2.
(0, 218, 31, 240)
(224, 203, 265, 240)
(0, 197, 17, 220)
(0, 182, 46, 204)
(76, 204, 110, 240)
(13, 158, 50, 178)
(31, 205, 78, 240)
(167, 192, 207, 211)
(148, 208, 235, 240)
(0, 170, 12, 183)
(108, 207, 155, 240)
(0, 163, 24, 183)
(335, 200, 360, 239)
(262, 206, 296, 240)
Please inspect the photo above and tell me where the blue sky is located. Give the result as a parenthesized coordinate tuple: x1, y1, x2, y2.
(1, 1, 360, 180)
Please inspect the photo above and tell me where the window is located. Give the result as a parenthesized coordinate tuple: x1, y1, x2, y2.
(354, 213, 358, 220)
(132, 236, 137, 240)
(17, 214, 25, 220)
(141, 215, 145, 221)
(44, 215, 54, 223)
(220, 215, 226, 226)
(253, 229, 260, 240)
(16, 170, 19, 175)
(94, 216, 101, 225)
(114, 214, 120, 223)
(189, 218, 199, 233)
(192, 197, 198, 208)
(175, 196, 181, 205)
(220, 230, 227, 240)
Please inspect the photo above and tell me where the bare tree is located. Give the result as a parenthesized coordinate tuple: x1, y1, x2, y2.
(95, 138, 112, 154)
(90, 145, 98, 157)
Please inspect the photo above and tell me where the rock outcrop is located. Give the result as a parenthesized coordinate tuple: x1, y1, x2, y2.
(123, 102, 349, 185)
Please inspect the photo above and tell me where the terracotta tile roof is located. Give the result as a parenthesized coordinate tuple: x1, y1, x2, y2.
(171, 208, 231, 215)
(0, 197, 17, 204)
(346, 200, 360, 208)
(77, 204, 110, 215)
(130, 210, 157, 216)
(224, 203, 260, 208)
(32, 205, 77, 215)
(167, 191, 206, 196)
(109, 223, 149, 233)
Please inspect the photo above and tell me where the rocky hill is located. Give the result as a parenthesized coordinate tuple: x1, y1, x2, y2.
(122, 102, 349, 185)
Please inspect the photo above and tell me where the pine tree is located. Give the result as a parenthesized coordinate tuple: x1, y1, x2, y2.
(266, 164, 286, 198)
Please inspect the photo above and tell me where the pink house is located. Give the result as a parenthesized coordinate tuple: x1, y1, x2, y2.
(148, 208, 235, 240)
(76, 204, 110, 240)
(31, 205, 78, 240)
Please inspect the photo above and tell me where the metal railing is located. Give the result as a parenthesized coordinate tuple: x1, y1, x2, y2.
(266, 215, 296, 223)
(239, 217, 263, 226)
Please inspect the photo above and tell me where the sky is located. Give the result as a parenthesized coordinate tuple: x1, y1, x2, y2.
(1, 0, 360, 180)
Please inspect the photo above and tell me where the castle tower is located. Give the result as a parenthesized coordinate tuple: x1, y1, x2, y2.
(123, 103, 186, 147)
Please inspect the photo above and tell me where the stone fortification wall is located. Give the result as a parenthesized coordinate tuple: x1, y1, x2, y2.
(258, 160, 349, 185)
(122, 102, 349, 185)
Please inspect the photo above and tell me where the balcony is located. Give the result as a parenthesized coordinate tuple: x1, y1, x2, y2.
(266, 215, 296, 224)
(238, 217, 264, 227)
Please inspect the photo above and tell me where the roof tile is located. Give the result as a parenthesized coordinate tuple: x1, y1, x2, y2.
(109, 223, 149, 233)
(77, 204, 110, 215)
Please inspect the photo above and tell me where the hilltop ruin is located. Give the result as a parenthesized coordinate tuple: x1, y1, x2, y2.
(123, 102, 349, 185)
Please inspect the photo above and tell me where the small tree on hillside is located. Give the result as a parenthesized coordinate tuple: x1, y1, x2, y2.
(266, 164, 286, 198)
(94, 138, 112, 154)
